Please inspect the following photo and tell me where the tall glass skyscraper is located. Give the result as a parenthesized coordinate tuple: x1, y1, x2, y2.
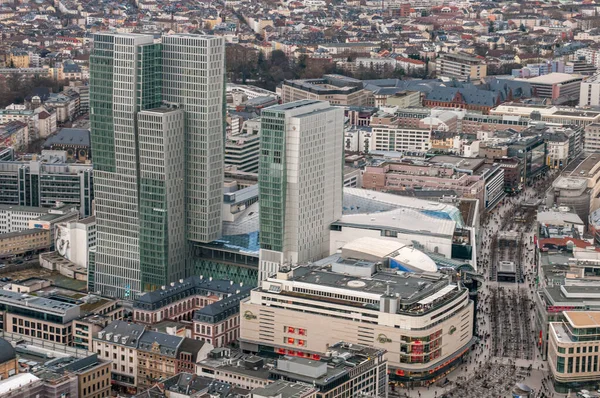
(90, 33, 225, 298)
(258, 100, 344, 281)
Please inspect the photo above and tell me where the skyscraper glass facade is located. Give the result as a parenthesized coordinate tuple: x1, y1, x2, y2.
(90, 33, 224, 299)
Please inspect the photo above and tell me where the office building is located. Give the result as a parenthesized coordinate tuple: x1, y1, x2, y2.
(0, 289, 80, 345)
(162, 34, 225, 244)
(193, 290, 249, 347)
(280, 75, 369, 106)
(42, 128, 90, 162)
(258, 100, 344, 280)
(240, 254, 475, 387)
(225, 129, 260, 173)
(435, 53, 487, 81)
(0, 203, 79, 235)
(516, 73, 583, 102)
(137, 108, 187, 292)
(580, 73, 600, 106)
(0, 160, 93, 217)
(0, 205, 48, 234)
(548, 311, 600, 393)
(0, 348, 110, 398)
(90, 33, 225, 299)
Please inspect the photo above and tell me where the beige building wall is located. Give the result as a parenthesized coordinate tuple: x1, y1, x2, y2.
(240, 289, 473, 372)
(281, 85, 369, 106)
(93, 340, 138, 390)
(548, 313, 600, 386)
(5, 313, 72, 345)
(77, 361, 111, 398)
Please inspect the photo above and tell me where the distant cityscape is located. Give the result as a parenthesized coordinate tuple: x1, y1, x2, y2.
(2, 0, 600, 397)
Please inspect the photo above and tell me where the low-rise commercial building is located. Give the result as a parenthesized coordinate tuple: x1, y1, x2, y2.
(132, 276, 250, 325)
(584, 123, 600, 155)
(0, 290, 80, 345)
(94, 320, 213, 394)
(580, 73, 600, 106)
(492, 103, 600, 127)
(546, 154, 600, 225)
(335, 189, 477, 268)
(199, 342, 387, 397)
(0, 228, 51, 259)
(281, 75, 368, 106)
(193, 290, 249, 347)
(240, 255, 475, 387)
(516, 73, 583, 102)
(362, 155, 504, 211)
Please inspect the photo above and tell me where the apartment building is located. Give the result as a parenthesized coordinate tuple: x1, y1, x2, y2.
(280, 75, 369, 106)
(94, 320, 213, 394)
(240, 257, 475, 387)
(136, 331, 209, 390)
(93, 321, 145, 395)
(548, 311, 600, 393)
(435, 53, 487, 81)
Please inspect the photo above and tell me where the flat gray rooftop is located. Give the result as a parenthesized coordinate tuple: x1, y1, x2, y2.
(287, 265, 449, 301)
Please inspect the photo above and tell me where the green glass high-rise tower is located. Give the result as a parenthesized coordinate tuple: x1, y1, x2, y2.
(90, 33, 225, 299)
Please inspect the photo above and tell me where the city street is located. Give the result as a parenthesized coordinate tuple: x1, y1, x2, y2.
(391, 171, 566, 398)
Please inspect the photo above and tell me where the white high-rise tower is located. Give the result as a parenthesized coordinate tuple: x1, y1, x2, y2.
(258, 100, 344, 280)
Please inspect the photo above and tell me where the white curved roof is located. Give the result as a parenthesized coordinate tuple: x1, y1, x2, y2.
(341, 237, 438, 273)
(341, 237, 406, 259)
(391, 246, 438, 273)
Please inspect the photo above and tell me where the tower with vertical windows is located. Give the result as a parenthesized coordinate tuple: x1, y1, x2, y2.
(258, 100, 344, 280)
(90, 33, 225, 298)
